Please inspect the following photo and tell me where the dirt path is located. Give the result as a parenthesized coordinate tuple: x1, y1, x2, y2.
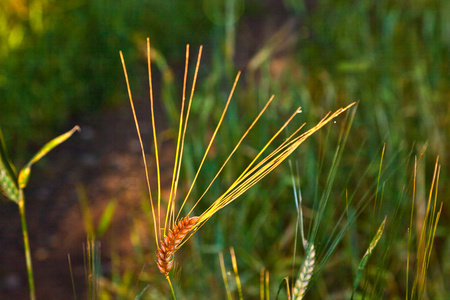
(0, 95, 174, 298)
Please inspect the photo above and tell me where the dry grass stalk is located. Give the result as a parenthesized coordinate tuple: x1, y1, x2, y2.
(119, 38, 355, 281)
(293, 243, 315, 300)
(156, 216, 199, 275)
(409, 156, 442, 298)
(219, 252, 233, 300)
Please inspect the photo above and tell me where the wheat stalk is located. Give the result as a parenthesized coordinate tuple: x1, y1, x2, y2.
(119, 38, 355, 285)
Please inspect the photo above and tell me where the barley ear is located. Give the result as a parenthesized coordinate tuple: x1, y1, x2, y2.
(293, 243, 315, 300)
(156, 216, 199, 275)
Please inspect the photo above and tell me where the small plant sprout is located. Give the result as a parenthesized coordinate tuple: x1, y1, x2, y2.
(0, 126, 79, 300)
(119, 38, 355, 297)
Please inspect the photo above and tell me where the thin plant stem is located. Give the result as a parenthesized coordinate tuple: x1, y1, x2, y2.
(67, 254, 77, 300)
(230, 247, 243, 300)
(260, 268, 265, 300)
(219, 252, 232, 300)
(18, 189, 36, 300)
(166, 275, 176, 300)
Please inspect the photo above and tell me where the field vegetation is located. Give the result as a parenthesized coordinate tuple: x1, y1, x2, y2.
(1, 0, 448, 299)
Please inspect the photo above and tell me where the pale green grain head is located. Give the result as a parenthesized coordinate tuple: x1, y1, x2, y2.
(0, 128, 19, 203)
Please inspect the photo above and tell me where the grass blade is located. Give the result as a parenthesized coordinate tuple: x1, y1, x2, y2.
(96, 199, 117, 238)
(18, 125, 80, 188)
(230, 247, 243, 300)
(352, 216, 386, 297)
(67, 254, 78, 300)
(134, 284, 150, 300)
(219, 252, 233, 300)
(411, 157, 442, 298)
(260, 268, 265, 300)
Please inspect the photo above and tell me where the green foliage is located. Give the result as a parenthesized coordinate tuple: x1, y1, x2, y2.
(0, 0, 211, 160)
(1, 0, 448, 298)
(1, 125, 79, 202)
(84, 239, 101, 300)
(77, 184, 117, 239)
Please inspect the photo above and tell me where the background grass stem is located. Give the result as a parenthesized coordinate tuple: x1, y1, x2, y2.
(18, 189, 36, 300)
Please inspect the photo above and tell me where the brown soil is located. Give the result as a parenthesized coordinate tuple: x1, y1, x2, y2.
(0, 94, 175, 298)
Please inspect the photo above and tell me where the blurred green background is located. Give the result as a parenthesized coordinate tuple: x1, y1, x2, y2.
(1, 0, 448, 160)
(1, 0, 448, 298)
(0, 0, 213, 160)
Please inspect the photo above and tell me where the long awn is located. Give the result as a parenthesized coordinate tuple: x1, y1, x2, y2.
(119, 38, 355, 294)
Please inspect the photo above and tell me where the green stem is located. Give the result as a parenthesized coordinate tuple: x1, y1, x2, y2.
(166, 275, 176, 300)
(18, 189, 36, 300)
